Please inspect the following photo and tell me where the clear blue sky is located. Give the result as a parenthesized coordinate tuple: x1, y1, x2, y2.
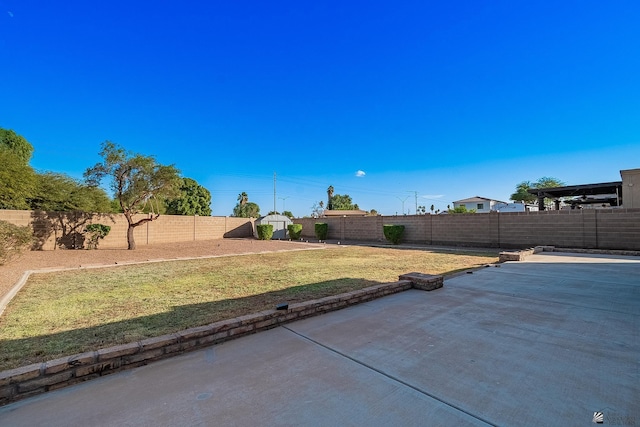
(1, 1, 639, 216)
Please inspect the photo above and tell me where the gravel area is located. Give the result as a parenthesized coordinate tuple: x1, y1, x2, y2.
(0, 238, 325, 301)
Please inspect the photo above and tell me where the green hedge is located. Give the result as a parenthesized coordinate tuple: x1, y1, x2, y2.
(314, 223, 328, 240)
(256, 224, 274, 240)
(383, 224, 405, 245)
(287, 223, 303, 240)
(85, 223, 111, 249)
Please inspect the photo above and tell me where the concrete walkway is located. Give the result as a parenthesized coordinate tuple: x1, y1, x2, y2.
(1, 252, 638, 426)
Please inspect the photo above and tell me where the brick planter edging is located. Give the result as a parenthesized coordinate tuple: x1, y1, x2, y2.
(499, 246, 640, 262)
(0, 273, 443, 406)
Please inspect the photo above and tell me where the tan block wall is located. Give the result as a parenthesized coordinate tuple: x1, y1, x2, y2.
(294, 209, 640, 250)
(0, 210, 255, 250)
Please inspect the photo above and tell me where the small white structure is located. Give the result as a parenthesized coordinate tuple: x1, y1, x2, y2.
(492, 201, 538, 212)
(254, 214, 293, 239)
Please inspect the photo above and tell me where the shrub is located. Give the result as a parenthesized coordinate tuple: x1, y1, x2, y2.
(256, 224, 274, 240)
(315, 223, 328, 240)
(287, 223, 303, 240)
(0, 220, 33, 265)
(383, 224, 405, 245)
(85, 223, 111, 249)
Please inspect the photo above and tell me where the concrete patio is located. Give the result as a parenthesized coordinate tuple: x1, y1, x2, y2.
(1, 252, 638, 426)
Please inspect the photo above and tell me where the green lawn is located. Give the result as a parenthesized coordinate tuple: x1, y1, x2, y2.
(0, 246, 498, 370)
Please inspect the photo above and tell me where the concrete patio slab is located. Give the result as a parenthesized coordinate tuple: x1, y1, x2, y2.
(1, 252, 638, 426)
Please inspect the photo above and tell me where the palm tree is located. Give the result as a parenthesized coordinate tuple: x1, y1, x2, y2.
(237, 192, 248, 206)
(327, 186, 334, 210)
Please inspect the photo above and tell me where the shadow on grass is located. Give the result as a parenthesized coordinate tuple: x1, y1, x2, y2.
(0, 277, 383, 371)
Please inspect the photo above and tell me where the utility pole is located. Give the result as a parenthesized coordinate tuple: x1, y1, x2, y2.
(396, 196, 409, 215)
(408, 191, 418, 214)
(279, 196, 290, 213)
(273, 172, 277, 214)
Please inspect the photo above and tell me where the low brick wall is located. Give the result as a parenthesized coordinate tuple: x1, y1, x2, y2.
(498, 246, 640, 262)
(0, 274, 443, 406)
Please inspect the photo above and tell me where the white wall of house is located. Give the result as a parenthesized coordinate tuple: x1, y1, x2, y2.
(453, 197, 496, 213)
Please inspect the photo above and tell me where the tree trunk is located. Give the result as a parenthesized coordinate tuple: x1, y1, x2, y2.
(127, 224, 136, 250)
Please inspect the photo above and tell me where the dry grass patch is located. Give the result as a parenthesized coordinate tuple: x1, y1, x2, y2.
(0, 246, 498, 370)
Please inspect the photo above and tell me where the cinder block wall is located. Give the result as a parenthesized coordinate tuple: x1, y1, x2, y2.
(294, 209, 640, 250)
(0, 210, 255, 250)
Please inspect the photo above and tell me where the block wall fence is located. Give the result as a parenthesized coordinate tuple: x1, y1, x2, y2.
(293, 209, 640, 250)
(0, 210, 255, 250)
(1, 209, 639, 251)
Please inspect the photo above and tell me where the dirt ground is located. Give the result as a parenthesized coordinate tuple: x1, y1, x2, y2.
(0, 238, 324, 301)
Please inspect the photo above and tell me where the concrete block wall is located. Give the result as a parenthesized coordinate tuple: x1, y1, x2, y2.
(596, 209, 640, 250)
(431, 213, 497, 247)
(0, 210, 255, 250)
(294, 209, 640, 250)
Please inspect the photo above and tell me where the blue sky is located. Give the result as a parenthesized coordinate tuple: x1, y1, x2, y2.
(1, 1, 639, 216)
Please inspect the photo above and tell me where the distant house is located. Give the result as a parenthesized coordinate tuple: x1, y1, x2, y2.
(452, 196, 507, 213)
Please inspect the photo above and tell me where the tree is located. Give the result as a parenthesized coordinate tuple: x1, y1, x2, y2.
(0, 127, 34, 163)
(448, 205, 476, 214)
(282, 210, 294, 219)
(367, 209, 379, 216)
(0, 149, 36, 209)
(430, 204, 435, 214)
(165, 177, 212, 216)
(310, 201, 324, 218)
(29, 172, 112, 212)
(327, 186, 334, 210)
(232, 192, 260, 218)
(331, 194, 359, 210)
(84, 141, 181, 250)
(511, 177, 564, 204)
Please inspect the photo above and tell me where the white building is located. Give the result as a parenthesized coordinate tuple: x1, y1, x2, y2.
(452, 196, 505, 213)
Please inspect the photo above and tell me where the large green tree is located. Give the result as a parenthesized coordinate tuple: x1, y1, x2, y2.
(511, 177, 565, 203)
(84, 141, 181, 249)
(165, 177, 212, 216)
(0, 128, 36, 209)
(0, 149, 36, 209)
(29, 172, 112, 212)
(330, 194, 359, 210)
(0, 128, 34, 163)
(232, 192, 260, 218)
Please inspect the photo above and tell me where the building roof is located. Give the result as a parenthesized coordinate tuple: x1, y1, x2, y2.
(453, 196, 507, 204)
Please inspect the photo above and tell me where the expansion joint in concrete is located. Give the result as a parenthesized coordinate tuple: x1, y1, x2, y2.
(281, 325, 498, 427)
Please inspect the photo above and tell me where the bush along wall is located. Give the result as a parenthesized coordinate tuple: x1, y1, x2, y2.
(315, 223, 328, 241)
(287, 223, 303, 240)
(383, 224, 405, 245)
(256, 224, 274, 240)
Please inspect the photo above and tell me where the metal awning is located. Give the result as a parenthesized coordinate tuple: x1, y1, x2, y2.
(527, 181, 623, 210)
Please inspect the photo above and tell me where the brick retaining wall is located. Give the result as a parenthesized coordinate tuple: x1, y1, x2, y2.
(0, 274, 443, 405)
